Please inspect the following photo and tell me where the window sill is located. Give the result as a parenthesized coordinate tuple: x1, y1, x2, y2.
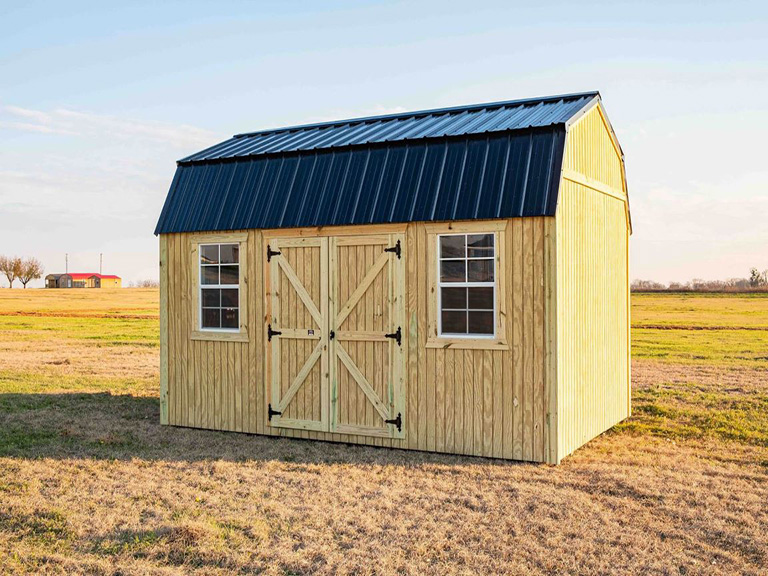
(425, 337, 508, 351)
(191, 330, 249, 343)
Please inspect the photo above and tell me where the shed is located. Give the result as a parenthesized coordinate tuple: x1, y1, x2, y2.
(45, 274, 63, 288)
(155, 91, 631, 463)
(45, 273, 122, 288)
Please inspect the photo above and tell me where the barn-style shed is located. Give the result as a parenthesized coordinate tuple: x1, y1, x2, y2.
(155, 91, 631, 464)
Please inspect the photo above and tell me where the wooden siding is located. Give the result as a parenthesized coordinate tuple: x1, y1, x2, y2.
(564, 101, 626, 193)
(162, 218, 552, 462)
(555, 104, 631, 462)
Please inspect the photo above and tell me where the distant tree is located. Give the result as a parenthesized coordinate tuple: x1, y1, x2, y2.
(668, 282, 690, 291)
(0, 256, 22, 288)
(631, 279, 666, 291)
(130, 279, 159, 288)
(748, 268, 767, 288)
(18, 257, 44, 289)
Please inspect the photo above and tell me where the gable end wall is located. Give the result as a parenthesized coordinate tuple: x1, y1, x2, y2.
(553, 103, 631, 462)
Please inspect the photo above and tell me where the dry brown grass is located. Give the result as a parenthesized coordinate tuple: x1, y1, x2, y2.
(0, 290, 766, 575)
(0, 288, 158, 318)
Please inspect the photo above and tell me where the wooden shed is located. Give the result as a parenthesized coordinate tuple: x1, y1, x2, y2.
(155, 91, 631, 464)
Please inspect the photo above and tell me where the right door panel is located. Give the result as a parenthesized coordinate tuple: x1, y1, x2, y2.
(330, 234, 406, 439)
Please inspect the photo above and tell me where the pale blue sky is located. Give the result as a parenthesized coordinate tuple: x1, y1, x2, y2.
(1, 1, 766, 285)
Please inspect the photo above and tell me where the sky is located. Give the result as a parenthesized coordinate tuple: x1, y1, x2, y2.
(1, 0, 766, 287)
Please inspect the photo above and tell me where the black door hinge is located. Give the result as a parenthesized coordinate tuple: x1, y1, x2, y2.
(329, 330, 335, 340)
(385, 412, 402, 432)
(267, 324, 282, 341)
(267, 244, 281, 262)
(268, 403, 282, 421)
(385, 326, 402, 347)
(384, 239, 401, 259)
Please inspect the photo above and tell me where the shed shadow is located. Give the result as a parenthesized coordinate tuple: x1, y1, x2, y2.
(0, 392, 525, 469)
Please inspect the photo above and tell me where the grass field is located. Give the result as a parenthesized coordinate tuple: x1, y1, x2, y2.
(0, 290, 766, 575)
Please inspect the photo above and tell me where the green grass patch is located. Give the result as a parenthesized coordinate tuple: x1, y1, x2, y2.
(632, 292, 768, 328)
(0, 506, 74, 549)
(0, 369, 157, 397)
(0, 428, 62, 454)
(616, 380, 768, 446)
(0, 389, 158, 459)
(0, 315, 158, 346)
(631, 327, 768, 365)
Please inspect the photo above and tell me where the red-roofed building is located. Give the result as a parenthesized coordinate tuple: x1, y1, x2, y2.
(45, 273, 122, 288)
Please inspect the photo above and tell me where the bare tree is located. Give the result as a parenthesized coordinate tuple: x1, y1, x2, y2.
(130, 279, 159, 288)
(631, 279, 666, 291)
(18, 257, 44, 289)
(0, 256, 22, 288)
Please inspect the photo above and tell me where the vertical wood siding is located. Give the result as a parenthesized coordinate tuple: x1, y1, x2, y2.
(163, 218, 552, 462)
(563, 103, 626, 193)
(555, 104, 631, 461)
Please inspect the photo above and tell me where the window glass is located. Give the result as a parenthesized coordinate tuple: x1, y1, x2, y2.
(441, 287, 467, 309)
(221, 288, 239, 307)
(468, 287, 493, 309)
(441, 310, 467, 334)
(468, 311, 494, 334)
(201, 266, 219, 285)
(200, 243, 240, 330)
(220, 244, 239, 264)
(440, 260, 466, 283)
(219, 265, 239, 285)
(202, 288, 220, 308)
(467, 260, 494, 282)
(439, 235, 465, 258)
(467, 234, 494, 258)
(438, 233, 496, 337)
(200, 244, 219, 264)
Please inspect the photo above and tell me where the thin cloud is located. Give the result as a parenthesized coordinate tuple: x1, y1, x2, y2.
(0, 120, 78, 135)
(2, 105, 220, 149)
(4, 105, 53, 124)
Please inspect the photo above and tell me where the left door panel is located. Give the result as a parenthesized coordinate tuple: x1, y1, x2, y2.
(266, 237, 329, 432)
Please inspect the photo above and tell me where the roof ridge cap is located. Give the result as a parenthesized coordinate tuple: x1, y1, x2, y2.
(233, 91, 600, 139)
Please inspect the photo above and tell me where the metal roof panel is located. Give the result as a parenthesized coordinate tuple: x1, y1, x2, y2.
(178, 92, 597, 163)
(157, 93, 608, 234)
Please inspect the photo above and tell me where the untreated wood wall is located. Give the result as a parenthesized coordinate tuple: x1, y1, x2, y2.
(160, 217, 554, 462)
(555, 102, 631, 461)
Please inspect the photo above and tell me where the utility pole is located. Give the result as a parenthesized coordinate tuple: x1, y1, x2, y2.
(65, 253, 68, 274)
(100, 253, 103, 275)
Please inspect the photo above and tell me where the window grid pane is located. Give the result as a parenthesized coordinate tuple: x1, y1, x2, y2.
(200, 243, 240, 331)
(438, 233, 496, 337)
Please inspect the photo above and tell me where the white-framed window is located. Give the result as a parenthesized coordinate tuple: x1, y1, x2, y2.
(199, 243, 240, 331)
(437, 233, 496, 338)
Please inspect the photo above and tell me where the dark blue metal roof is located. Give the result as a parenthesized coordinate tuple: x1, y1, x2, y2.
(156, 93, 597, 234)
(180, 92, 596, 162)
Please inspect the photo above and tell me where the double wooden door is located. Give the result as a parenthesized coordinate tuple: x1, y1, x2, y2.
(265, 234, 405, 439)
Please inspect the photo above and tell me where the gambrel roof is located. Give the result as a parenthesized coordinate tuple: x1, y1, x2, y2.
(155, 92, 600, 234)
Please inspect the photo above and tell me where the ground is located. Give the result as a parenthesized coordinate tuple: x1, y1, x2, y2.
(0, 289, 766, 575)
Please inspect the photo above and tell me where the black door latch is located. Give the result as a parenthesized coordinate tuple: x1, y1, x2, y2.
(267, 244, 282, 262)
(267, 324, 282, 341)
(385, 412, 402, 432)
(329, 330, 335, 340)
(384, 239, 401, 259)
(268, 404, 282, 421)
(385, 326, 402, 347)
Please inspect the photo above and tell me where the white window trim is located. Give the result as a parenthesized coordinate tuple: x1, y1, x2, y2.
(199, 242, 240, 333)
(436, 232, 497, 339)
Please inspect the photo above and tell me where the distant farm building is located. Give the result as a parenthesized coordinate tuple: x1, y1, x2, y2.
(155, 91, 631, 464)
(45, 273, 121, 288)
